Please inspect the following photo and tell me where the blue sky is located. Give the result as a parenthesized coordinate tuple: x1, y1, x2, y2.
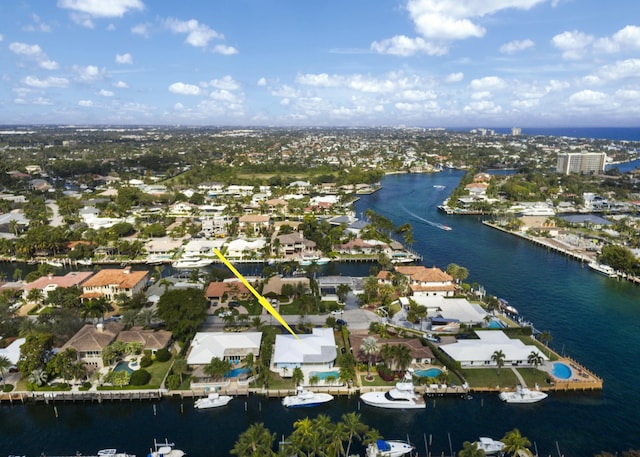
(2, 0, 640, 127)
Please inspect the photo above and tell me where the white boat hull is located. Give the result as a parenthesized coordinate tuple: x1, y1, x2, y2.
(194, 394, 233, 409)
(474, 437, 505, 455)
(282, 390, 334, 408)
(360, 391, 425, 409)
(499, 386, 548, 403)
(366, 440, 414, 457)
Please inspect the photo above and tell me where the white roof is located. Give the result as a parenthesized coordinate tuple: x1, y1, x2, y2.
(0, 337, 25, 366)
(272, 327, 336, 365)
(440, 331, 548, 364)
(412, 296, 488, 324)
(187, 332, 262, 365)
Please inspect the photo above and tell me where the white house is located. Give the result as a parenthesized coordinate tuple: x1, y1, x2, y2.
(272, 327, 337, 376)
(439, 330, 548, 367)
(187, 332, 262, 366)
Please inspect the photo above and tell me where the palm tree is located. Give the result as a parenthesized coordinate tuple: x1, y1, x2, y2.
(230, 422, 276, 457)
(501, 428, 532, 457)
(341, 412, 367, 457)
(28, 367, 48, 387)
(291, 366, 304, 388)
(251, 316, 263, 330)
(539, 330, 553, 355)
(0, 355, 11, 387)
(171, 355, 188, 384)
(392, 344, 413, 372)
(360, 336, 380, 379)
(458, 441, 486, 457)
(527, 351, 544, 370)
(491, 349, 506, 376)
(243, 353, 256, 385)
(308, 374, 320, 386)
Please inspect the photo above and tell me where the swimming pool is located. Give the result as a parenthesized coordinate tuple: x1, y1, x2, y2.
(552, 362, 572, 379)
(225, 367, 251, 378)
(487, 319, 506, 329)
(114, 361, 134, 374)
(414, 368, 443, 378)
(309, 370, 340, 380)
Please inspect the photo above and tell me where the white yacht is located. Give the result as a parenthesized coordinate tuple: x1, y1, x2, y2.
(360, 370, 425, 409)
(499, 384, 548, 403)
(588, 262, 618, 278)
(282, 387, 334, 408)
(474, 437, 505, 455)
(366, 439, 414, 457)
(194, 392, 233, 409)
(172, 256, 213, 269)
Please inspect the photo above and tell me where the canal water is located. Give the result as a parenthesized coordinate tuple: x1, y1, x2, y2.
(2, 170, 639, 456)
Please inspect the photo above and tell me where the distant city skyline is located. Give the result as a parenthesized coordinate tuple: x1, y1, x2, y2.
(2, 0, 640, 127)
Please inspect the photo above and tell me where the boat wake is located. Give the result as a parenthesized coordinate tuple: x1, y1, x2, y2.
(402, 206, 452, 231)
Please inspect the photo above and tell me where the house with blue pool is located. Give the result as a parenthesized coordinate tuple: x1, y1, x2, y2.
(187, 332, 262, 367)
(271, 327, 336, 379)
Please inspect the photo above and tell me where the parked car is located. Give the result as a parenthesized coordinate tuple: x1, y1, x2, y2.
(336, 319, 348, 327)
(330, 309, 343, 315)
(228, 301, 240, 307)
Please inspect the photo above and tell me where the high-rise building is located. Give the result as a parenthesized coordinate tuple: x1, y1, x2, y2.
(511, 127, 521, 135)
(556, 152, 607, 175)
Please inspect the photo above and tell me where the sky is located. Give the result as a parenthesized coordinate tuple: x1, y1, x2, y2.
(2, 0, 640, 128)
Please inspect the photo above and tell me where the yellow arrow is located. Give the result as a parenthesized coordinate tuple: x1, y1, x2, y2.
(213, 248, 299, 339)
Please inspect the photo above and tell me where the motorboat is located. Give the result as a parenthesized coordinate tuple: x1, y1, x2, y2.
(194, 392, 233, 409)
(282, 387, 334, 408)
(366, 439, 414, 457)
(588, 262, 618, 278)
(77, 259, 93, 266)
(172, 256, 213, 269)
(97, 450, 134, 457)
(499, 384, 548, 403)
(360, 370, 426, 409)
(147, 439, 185, 457)
(474, 437, 505, 455)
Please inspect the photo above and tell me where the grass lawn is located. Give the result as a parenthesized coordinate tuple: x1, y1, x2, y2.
(98, 357, 173, 390)
(462, 368, 518, 388)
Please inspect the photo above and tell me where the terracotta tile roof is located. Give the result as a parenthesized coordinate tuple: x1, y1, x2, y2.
(81, 268, 149, 289)
(350, 332, 434, 363)
(62, 322, 123, 352)
(239, 215, 270, 223)
(22, 271, 94, 292)
(395, 266, 453, 283)
(205, 281, 250, 298)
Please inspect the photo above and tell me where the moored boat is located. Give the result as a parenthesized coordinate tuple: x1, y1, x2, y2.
(360, 370, 425, 409)
(473, 437, 505, 455)
(588, 261, 618, 278)
(147, 439, 184, 457)
(194, 392, 233, 409)
(499, 384, 548, 403)
(282, 387, 334, 408)
(172, 257, 213, 269)
(365, 439, 414, 457)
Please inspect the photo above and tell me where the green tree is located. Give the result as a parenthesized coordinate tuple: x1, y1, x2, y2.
(458, 441, 486, 457)
(360, 336, 380, 379)
(491, 349, 506, 376)
(17, 333, 55, 378)
(0, 355, 11, 387)
(157, 288, 207, 341)
(342, 412, 367, 457)
(501, 428, 532, 457)
(204, 357, 232, 381)
(27, 367, 48, 387)
(230, 423, 276, 457)
(291, 366, 304, 387)
(527, 351, 544, 370)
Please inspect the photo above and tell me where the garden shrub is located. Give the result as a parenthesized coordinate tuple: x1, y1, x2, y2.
(139, 355, 153, 368)
(130, 369, 151, 386)
(155, 348, 171, 362)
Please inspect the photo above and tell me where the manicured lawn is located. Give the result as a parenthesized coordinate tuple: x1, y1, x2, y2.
(462, 368, 518, 388)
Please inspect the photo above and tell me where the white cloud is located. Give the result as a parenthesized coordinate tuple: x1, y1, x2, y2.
(204, 76, 240, 91)
(22, 14, 52, 33)
(115, 53, 133, 64)
(595, 58, 640, 81)
(57, 0, 144, 18)
(612, 25, 640, 49)
(552, 30, 594, 60)
(469, 76, 506, 91)
(73, 64, 102, 81)
(399, 89, 437, 101)
(9, 42, 59, 70)
(209, 90, 241, 103)
(463, 100, 502, 114)
(500, 39, 534, 54)
(370, 36, 448, 56)
(372, 0, 545, 57)
(164, 18, 222, 48)
(257, 78, 267, 87)
(23, 75, 69, 88)
(471, 91, 492, 100)
(131, 23, 150, 37)
(78, 99, 94, 107)
(568, 89, 607, 105)
(99, 89, 114, 97)
(213, 44, 238, 55)
(113, 80, 129, 88)
(169, 82, 202, 95)
(444, 72, 464, 83)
